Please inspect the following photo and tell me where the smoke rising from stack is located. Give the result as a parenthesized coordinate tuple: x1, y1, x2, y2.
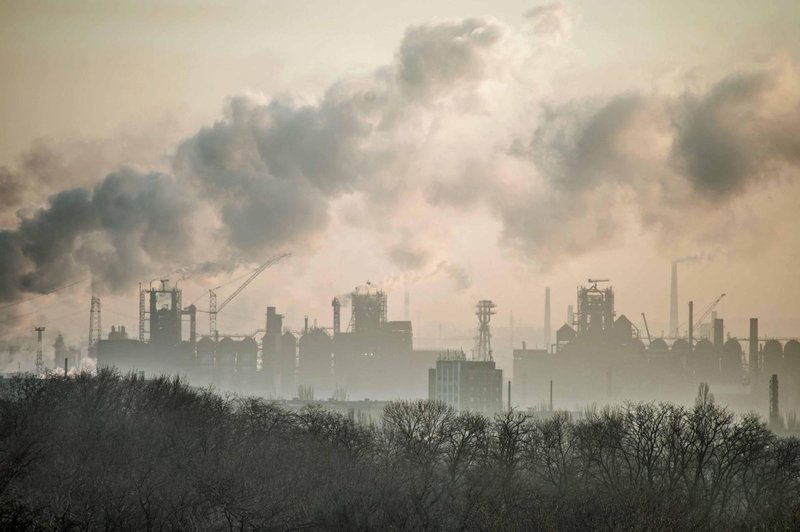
(0, 17, 799, 305)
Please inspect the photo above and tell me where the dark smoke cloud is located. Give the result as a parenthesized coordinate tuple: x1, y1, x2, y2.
(0, 168, 192, 301)
(503, 62, 800, 263)
(0, 118, 180, 227)
(0, 167, 25, 209)
(673, 67, 800, 197)
(174, 17, 511, 258)
(0, 17, 512, 302)
(2, 15, 798, 303)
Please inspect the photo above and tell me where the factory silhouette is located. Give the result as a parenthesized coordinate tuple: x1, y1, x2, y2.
(58, 254, 796, 429)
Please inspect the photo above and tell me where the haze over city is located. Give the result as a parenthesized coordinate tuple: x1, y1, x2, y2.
(1, 1, 799, 363)
(5, 2, 800, 529)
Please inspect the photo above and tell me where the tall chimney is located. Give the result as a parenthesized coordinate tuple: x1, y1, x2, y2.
(713, 318, 724, 352)
(304, 316, 309, 335)
(669, 261, 678, 337)
(266, 307, 283, 337)
(688, 301, 694, 346)
(332, 298, 341, 336)
(769, 374, 781, 430)
(750, 318, 759, 375)
(544, 287, 551, 352)
(567, 305, 574, 327)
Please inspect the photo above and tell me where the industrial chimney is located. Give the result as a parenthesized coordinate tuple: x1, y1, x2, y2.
(714, 318, 724, 351)
(750, 318, 758, 376)
(669, 261, 678, 337)
(769, 374, 781, 431)
(332, 298, 341, 336)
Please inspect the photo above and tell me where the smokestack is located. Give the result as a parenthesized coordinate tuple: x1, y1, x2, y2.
(567, 305, 574, 326)
(688, 301, 694, 346)
(332, 298, 341, 336)
(507, 380, 512, 412)
(304, 316, 309, 335)
(669, 261, 678, 337)
(404, 291, 410, 321)
(770, 374, 781, 430)
(714, 318, 724, 352)
(750, 318, 759, 375)
(266, 307, 283, 337)
(544, 287, 551, 352)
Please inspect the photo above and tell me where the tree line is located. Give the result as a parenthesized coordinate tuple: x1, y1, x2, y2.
(1, 369, 799, 530)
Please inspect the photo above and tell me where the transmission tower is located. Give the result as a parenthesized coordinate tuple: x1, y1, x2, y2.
(35, 326, 45, 375)
(474, 300, 496, 361)
(89, 295, 101, 357)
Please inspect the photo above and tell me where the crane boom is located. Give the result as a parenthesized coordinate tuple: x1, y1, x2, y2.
(218, 253, 290, 312)
(208, 253, 290, 339)
(693, 293, 725, 329)
(641, 312, 652, 344)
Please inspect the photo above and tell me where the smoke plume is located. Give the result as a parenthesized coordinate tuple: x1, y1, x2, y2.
(1, 14, 799, 303)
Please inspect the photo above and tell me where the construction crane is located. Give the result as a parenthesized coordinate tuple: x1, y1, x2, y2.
(641, 313, 652, 344)
(208, 253, 290, 341)
(588, 278, 609, 289)
(693, 293, 726, 330)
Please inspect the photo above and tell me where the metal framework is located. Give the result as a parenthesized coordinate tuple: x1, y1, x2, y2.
(89, 296, 101, 356)
(209, 290, 218, 340)
(208, 253, 290, 340)
(693, 293, 726, 330)
(474, 300, 496, 361)
(35, 326, 45, 375)
(138, 285, 146, 342)
(349, 282, 387, 334)
(576, 279, 614, 336)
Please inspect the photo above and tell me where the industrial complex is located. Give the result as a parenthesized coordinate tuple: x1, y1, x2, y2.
(13, 258, 800, 425)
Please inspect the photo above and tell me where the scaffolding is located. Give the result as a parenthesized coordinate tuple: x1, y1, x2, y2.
(576, 279, 614, 336)
(349, 282, 387, 334)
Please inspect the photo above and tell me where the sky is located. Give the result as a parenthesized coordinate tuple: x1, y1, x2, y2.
(2, 0, 800, 372)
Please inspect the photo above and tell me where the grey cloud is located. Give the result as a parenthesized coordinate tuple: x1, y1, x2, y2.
(396, 18, 506, 98)
(0, 167, 25, 210)
(433, 260, 472, 291)
(529, 94, 646, 191)
(387, 242, 431, 270)
(524, 2, 579, 45)
(0, 168, 193, 301)
(1, 16, 515, 302)
(0, 120, 179, 226)
(17, 187, 97, 294)
(671, 69, 798, 198)
(175, 17, 511, 258)
(501, 63, 800, 264)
